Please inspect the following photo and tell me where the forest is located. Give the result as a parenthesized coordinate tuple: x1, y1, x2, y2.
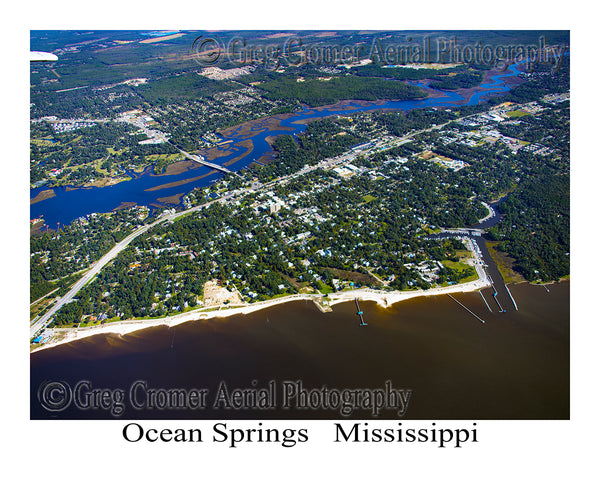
(136, 73, 240, 102)
(429, 70, 484, 90)
(489, 173, 569, 281)
(30, 208, 146, 302)
(256, 76, 426, 107)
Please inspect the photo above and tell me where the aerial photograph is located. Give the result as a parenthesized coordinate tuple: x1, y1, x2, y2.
(29, 30, 570, 420)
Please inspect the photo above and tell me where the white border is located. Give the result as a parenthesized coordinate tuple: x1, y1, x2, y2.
(4, 1, 597, 478)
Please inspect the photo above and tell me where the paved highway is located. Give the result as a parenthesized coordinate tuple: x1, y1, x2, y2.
(31, 222, 153, 338)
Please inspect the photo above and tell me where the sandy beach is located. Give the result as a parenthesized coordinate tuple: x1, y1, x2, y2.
(31, 274, 489, 354)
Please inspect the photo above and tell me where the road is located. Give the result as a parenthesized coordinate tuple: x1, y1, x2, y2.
(30, 207, 197, 338)
(31, 222, 151, 337)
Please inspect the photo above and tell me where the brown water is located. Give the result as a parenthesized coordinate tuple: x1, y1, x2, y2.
(30, 282, 569, 420)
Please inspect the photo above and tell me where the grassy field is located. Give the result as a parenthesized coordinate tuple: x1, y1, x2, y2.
(506, 110, 531, 118)
(318, 283, 334, 294)
(106, 147, 127, 155)
(439, 249, 478, 283)
(442, 257, 478, 283)
(362, 194, 377, 203)
(140, 33, 185, 44)
(148, 153, 184, 174)
(323, 267, 378, 286)
(30, 295, 58, 320)
(146, 153, 181, 161)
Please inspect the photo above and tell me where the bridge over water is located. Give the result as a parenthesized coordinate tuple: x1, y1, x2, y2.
(177, 149, 233, 174)
(168, 141, 233, 174)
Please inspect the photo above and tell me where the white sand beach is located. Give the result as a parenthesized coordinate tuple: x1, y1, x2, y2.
(31, 273, 490, 354)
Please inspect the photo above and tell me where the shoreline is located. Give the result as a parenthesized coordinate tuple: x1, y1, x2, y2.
(31, 275, 490, 354)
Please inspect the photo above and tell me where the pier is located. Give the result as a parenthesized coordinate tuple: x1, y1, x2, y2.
(355, 298, 367, 326)
(505, 285, 518, 311)
(490, 284, 506, 312)
(423, 231, 515, 316)
(479, 290, 493, 313)
(447, 294, 485, 324)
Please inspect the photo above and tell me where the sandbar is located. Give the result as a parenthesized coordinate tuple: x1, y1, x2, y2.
(30, 189, 55, 205)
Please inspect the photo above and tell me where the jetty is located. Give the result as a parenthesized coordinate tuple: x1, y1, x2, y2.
(490, 284, 506, 312)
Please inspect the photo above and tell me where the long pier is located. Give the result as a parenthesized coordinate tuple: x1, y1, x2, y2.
(479, 290, 493, 313)
(505, 285, 518, 311)
(447, 294, 485, 324)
